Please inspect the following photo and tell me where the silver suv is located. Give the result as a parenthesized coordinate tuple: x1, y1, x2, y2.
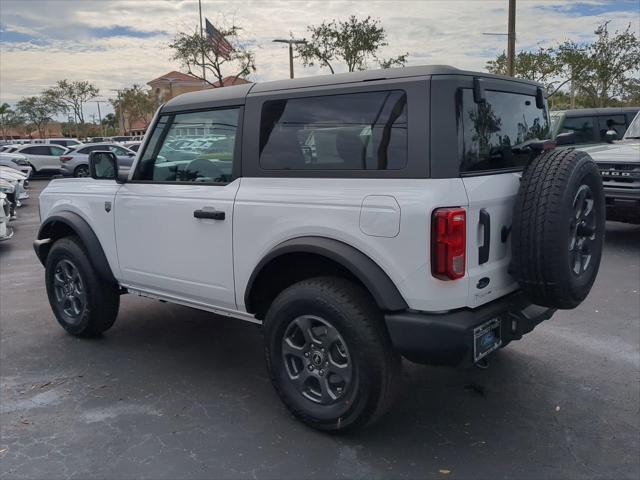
(60, 143, 136, 177)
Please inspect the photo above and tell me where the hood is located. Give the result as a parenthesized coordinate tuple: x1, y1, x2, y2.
(0, 152, 27, 160)
(580, 141, 640, 164)
(0, 167, 27, 181)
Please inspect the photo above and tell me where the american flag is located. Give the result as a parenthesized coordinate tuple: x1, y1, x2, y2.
(205, 19, 234, 60)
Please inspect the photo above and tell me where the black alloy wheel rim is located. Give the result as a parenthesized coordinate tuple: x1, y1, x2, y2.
(53, 259, 86, 321)
(281, 315, 352, 405)
(569, 184, 597, 276)
(76, 166, 90, 178)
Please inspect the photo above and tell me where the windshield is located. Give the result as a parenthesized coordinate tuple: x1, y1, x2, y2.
(623, 112, 640, 139)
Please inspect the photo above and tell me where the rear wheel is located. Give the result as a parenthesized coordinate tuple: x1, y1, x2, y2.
(45, 236, 119, 337)
(264, 277, 401, 432)
(74, 164, 90, 178)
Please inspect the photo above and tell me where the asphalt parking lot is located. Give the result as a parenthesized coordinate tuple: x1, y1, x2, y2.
(1, 179, 639, 480)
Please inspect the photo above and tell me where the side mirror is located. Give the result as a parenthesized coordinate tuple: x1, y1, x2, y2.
(605, 130, 618, 143)
(555, 131, 576, 146)
(127, 152, 135, 157)
(89, 151, 120, 181)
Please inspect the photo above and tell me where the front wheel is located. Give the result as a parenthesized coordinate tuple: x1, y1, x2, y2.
(45, 236, 120, 337)
(264, 277, 401, 432)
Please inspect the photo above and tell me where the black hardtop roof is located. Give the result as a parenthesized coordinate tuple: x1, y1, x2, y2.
(554, 106, 640, 117)
(162, 64, 544, 112)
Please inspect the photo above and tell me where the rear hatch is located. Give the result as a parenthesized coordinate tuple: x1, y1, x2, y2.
(455, 84, 552, 308)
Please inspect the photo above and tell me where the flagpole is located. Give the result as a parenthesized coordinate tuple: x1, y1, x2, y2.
(198, 0, 206, 84)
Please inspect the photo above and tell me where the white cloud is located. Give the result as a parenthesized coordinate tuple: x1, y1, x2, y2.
(0, 0, 637, 120)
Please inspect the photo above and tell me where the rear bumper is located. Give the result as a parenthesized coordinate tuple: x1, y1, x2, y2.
(385, 291, 555, 366)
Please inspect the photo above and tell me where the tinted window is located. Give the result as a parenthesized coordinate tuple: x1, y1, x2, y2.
(135, 108, 239, 183)
(597, 115, 626, 141)
(23, 145, 50, 155)
(49, 140, 65, 146)
(259, 90, 408, 170)
(560, 116, 594, 144)
(78, 146, 99, 154)
(458, 89, 550, 172)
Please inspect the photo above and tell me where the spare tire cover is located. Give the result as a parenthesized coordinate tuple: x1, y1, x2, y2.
(511, 148, 605, 309)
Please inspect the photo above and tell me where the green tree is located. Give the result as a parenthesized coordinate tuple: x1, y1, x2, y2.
(486, 20, 640, 107)
(486, 47, 563, 94)
(296, 15, 408, 73)
(561, 22, 640, 107)
(15, 95, 61, 138)
(110, 85, 157, 134)
(169, 21, 256, 87)
(43, 80, 99, 137)
(101, 113, 119, 135)
(0, 103, 13, 140)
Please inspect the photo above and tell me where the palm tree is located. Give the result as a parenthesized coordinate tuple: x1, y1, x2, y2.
(0, 103, 13, 140)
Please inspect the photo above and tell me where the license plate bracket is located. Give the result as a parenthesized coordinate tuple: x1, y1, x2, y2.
(473, 318, 501, 362)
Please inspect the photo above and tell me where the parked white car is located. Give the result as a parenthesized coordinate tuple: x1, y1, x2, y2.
(35, 66, 605, 432)
(11, 144, 68, 173)
(0, 191, 12, 241)
(0, 152, 33, 177)
(0, 178, 16, 220)
(0, 166, 29, 205)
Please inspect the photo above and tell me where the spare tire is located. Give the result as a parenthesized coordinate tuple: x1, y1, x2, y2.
(511, 148, 605, 309)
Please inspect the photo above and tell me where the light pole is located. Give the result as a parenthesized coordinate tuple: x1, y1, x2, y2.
(273, 38, 307, 79)
(483, 0, 517, 76)
(94, 100, 107, 137)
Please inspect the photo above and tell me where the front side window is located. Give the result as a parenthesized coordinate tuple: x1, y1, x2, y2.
(560, 116, 594, 144)
(597, 114, 626, 141)
(135, 108, 239, 183)
(260, 90, 408, 170)
(458, 89, 550, 173)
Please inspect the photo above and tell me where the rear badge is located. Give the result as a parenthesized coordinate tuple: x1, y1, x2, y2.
(477, 277, 490, 289)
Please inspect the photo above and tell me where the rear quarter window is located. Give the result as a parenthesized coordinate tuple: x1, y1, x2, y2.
(259, 90, 408, 171)
(458, 89, 550, 173)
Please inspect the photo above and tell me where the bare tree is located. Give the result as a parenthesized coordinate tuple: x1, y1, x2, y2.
(44, 80, 99, 137)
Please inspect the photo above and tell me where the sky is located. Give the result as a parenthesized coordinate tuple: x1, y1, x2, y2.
(0, 0, 638, 120)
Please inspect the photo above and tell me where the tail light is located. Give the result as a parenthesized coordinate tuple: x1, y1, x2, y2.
(431, 207, 466, 280)
(60, 156, 72, 162)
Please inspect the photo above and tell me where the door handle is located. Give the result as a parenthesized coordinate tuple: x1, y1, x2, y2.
(478, 209, 490, 265)
(193, 208, 225, 220)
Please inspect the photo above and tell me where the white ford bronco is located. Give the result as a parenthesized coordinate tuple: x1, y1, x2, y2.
(35, 66, 605, 432)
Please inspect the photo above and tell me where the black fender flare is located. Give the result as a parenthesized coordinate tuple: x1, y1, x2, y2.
(34, 211, 116, 284)
(244, 236, 408, 313)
